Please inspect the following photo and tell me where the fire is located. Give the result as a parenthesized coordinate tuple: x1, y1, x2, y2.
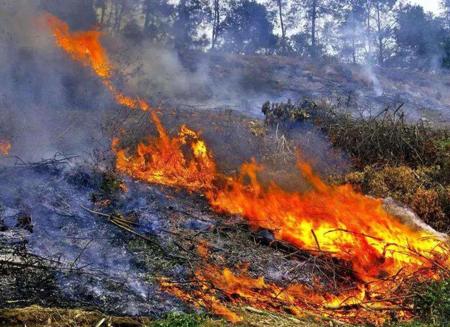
(0, 140, 11, 156)
(113, 116, 449, 282)
(160, 244, 415, 325)
(113, 112, 216, 192)
(113, 118, 449, 324)
(46, 14, 151, 112)
(207, 161, 449, 282)
(161, 259, 422, 325)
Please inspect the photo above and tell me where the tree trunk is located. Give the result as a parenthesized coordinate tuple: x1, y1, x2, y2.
(144, 1, 150, 32)
(211, 0, 220, 49)
(366, 0, 372, 60)
(352, 33, 356, 64)
(375, 2, 383, 65)
(277, 0, 286, 52)
(311, 0, 317, 57)
(98, 0, 106, 25)
(113, 1, 124, 32)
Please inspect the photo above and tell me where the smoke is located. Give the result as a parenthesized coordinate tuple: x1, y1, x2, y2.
(0, 1, 113, 162)
(362, 65, 383, 96)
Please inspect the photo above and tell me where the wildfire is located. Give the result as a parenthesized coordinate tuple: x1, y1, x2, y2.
(161, 256, 425, 325)
(0, 140, 11, 156)
(47, 15, 450, 324)
(113, 112, 216, 191)
(160, 244, 416, 324)
(112, 112, 216, 192)
(113, 117, 449, 282)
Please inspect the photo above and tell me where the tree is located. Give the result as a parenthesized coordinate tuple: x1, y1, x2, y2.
(263, 0, 293, 53)
(373, 0, 396, 64)
(95, 0, 107, 26)
(142, 0, 174, 43)
(211, 0, 220, 48)
(337, 0, 367, 63)
(290, 0, 334, 57)
(173, 0, 211, 51)
(395, 5, 444, 67)
(220, 0, 276, 54)
(442, 0, 450, 28)
(40, 0, 97, 29)
(276, 0, 287, 50)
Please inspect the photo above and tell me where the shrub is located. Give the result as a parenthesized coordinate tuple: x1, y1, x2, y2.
(412, 279, 450, 326)
(341, 165, 449, 232)
(262, 99, 449, 168)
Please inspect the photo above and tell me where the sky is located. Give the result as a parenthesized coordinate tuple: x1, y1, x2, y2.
(405, 0, 441, 14)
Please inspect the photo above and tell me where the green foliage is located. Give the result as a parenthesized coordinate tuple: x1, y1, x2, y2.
(412, 279, 450, 326)
(220, 0, 277, 54)
(151, 312, 206, 327)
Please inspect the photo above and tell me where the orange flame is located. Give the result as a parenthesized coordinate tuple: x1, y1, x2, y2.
(46, 14, 151, 112)
(113, 112, 216, 192)
(0, 140, 11, 156)
(207, 161, 449, 282)
(113, 117, 449, 282)
(161, 259, 418, 325)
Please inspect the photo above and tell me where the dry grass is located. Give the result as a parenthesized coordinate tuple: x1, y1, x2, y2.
(0, 305, 152, 327)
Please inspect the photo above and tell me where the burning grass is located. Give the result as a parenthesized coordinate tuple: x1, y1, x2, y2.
(112, 113, 450, 325)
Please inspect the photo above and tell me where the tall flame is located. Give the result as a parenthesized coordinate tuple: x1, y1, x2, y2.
(113, 118, 449, 324)
(207, 161, 449, 282)
(113, 117, 449, 282)
(46, 14, 150, 112)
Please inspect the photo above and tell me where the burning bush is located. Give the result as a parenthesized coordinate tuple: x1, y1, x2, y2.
(341, 166, 449, 232)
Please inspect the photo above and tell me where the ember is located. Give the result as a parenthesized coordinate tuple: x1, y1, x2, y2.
(0, 140, 11, 156)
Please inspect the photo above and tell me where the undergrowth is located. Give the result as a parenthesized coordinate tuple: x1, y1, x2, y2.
(151, 312, 207, 327)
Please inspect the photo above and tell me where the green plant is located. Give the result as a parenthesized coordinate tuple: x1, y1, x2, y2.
(151, 312, 206, 327)
(412, 279, 450, 326)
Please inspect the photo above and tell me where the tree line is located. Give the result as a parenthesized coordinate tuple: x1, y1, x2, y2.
(42, 0, 450, 69)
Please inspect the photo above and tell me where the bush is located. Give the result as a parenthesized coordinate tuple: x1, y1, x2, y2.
(412, 279, 450, 326)
(262, 99, 450, 232)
